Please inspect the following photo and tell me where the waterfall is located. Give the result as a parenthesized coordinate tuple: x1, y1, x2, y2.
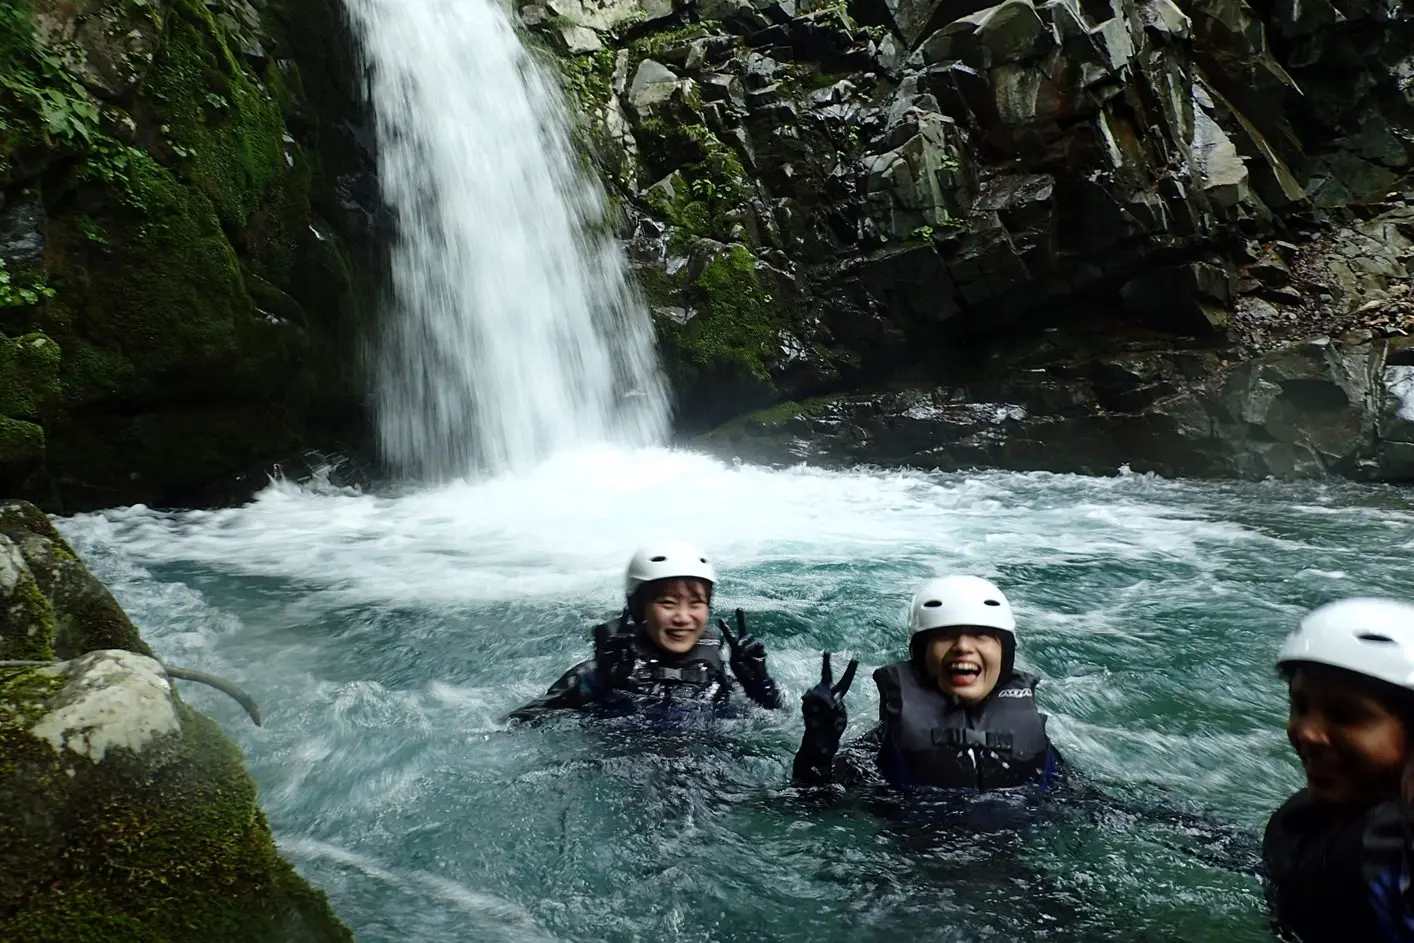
(346, 0, 669, 479)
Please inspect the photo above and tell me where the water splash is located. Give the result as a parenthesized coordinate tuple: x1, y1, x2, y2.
(348, 0, 668, 478)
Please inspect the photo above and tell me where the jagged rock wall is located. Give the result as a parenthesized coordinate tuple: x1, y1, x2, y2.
(0, 0, 381, 511)
(0, 499, 353, 940)
(527, 0, 1414, 478)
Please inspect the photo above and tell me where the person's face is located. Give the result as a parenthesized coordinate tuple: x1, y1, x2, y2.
(643, 578, 710, 655)
(1287, 664, 1410, 807)
(924, 629, 1005, 704)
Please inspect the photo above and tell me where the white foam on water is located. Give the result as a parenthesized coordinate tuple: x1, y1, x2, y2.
(62, 446, 1291, 614)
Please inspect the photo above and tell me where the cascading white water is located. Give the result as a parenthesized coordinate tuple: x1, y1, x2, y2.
(347, 0, 669, 478)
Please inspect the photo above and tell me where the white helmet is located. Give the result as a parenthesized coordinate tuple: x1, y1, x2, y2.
(624, 540, 717, 598)
(909, 575, 1016, 643)
(1277, 597, 1414, 690)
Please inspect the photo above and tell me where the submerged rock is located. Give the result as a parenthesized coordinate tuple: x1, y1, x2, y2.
(0, 500, 352, 940)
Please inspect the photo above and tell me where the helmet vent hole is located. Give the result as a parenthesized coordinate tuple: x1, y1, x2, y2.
(984, 599, 1001, 607)
(923, 600, 942, 608)
(650, 555, 667, 563)
(1358, 633, 1396, 644)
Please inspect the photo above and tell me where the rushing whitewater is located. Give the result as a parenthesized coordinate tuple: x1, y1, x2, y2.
(58, 449, 1414, 941)
(348, 0, 669, 478)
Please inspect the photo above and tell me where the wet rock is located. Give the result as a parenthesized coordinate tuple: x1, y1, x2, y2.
(628, 59, 685, 115)
(546, 0, 672, 30)
(1120, 261, 1235, 333)
(0, 501, 353, 940)
(0, 197, 45, 270)
(33, 0, 166, 99)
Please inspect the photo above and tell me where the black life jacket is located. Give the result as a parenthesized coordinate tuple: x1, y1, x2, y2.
(873, 661, 1051, 790)
(1263, 791, 1413, 943)
(601, 616, 729, 706)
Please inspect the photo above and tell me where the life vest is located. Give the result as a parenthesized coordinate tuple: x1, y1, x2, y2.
(1263, 791, 1413, 943)
(873, 661, 1051, 790)
(599, 617, 729, 706)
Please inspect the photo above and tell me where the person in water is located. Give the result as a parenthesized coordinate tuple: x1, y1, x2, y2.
(507, 540, 783, 722)
(793, 574, 1061, 790)
(1263, 596, 1414, 943)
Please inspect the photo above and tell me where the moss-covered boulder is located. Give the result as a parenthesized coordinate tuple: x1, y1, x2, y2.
(0, 500, 352, 940)
(0, 0, 379, 510)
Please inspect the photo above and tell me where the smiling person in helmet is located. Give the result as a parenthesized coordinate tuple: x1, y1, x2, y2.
(793, 575, 1061, 790)
(506, 540, 783, 723)
(1263, 597, 1414, 943)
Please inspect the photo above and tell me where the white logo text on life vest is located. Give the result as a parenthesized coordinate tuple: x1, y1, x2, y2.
(996, 688, 1033, 698)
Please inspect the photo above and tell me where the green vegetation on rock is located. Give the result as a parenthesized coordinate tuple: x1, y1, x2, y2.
(653, 243, 784, 403)
(0, 500, 351, 940)
(0, 673, 352, 943)
(0, 0, 372, 509)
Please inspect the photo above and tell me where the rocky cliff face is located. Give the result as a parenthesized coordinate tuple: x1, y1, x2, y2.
(0, 0, 380, 510)
(0, 499, 353, 940)
(527, 0, 1414, 479)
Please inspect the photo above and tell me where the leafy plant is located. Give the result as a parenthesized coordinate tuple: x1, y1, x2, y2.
(0, 5, 101, 148)
(0, 259, 56, 308)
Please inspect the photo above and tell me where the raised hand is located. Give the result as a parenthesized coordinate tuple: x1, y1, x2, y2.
(593, 616, 636, 692)
(801, 651, 859, 741)
(718, 609, 782, 709)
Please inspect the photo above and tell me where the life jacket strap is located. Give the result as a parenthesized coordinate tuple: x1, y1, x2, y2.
(931, 727, 1015, 751)
(642, 664, 714, 685)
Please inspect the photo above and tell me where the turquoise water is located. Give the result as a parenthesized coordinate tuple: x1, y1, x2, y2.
(55, 447, 1414, 942)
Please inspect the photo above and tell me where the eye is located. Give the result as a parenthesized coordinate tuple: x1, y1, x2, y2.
(1324, 696, 1372, 727)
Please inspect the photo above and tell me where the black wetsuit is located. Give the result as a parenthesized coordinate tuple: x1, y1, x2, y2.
(1264, 791, 1414, 942)
(508, 617, 736, 723)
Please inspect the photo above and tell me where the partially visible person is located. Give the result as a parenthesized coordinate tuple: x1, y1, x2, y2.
(507, 540, 782, 723)
(1263, 596, 1414, 943)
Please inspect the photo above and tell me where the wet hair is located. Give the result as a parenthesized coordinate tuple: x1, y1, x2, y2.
(628, 576, 713, 622)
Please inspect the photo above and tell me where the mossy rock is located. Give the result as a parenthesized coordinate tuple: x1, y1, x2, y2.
(0, 499, 151, 658)
(650, 242, 783, 422)
(0, 0, 372, 510)
(0, 330, 60, 419)
(0, 532, 56, 661)
(0, 651, 352, 943)
(0, 416, 45, 475)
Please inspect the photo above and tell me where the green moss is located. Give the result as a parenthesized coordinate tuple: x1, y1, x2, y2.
(701, 394, 838, 444)
(656, 243, 780, 389)
(0, 538, 57, 661)
(0, 500, 153, 659)
(638, 119, 751, 247)
(46, 148, 257, 405)
(145, 2, 286, 229)
(0, 416, 44, 466)
(626, 23, 711, 59)
(0, 670, 351, 942)
(0, 330, 60, 418)
(558, 45, 617, 117)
